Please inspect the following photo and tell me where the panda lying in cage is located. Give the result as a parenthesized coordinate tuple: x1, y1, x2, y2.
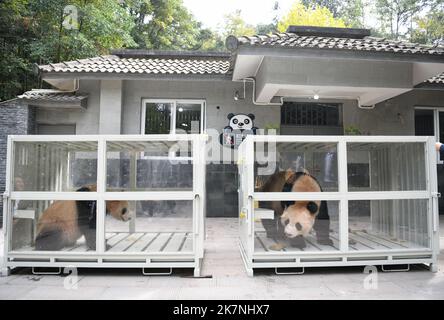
(259, 169, 333, 250)
(35, 184, 130, 251)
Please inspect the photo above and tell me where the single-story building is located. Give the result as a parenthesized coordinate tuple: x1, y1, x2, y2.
(1, 25, 444, 221)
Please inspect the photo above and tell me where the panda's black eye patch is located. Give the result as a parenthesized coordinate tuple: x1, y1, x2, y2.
(233, 119, 238, 124)
(284, 220, 289, 226)
(244, 119, 250, 124)
(307, 201, 318, 214)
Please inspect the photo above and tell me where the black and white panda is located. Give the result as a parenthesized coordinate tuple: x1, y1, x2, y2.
(260, 169, 333, 250)
(35, 184, 130, 251)
(225, 113, 258, 132)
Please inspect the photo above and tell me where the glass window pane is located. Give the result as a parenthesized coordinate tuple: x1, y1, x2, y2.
(349, 199, 430, 250)
(254, 200, 339, 253)
(10, 199, 98, 252)
(12, 141, 97, 192)
(144, 102, 172, 134)
(176, 103, 201, 133)
(414, 109, 434, 136)
(347, 142, 426, 191)
(105, 200, 193, 253)
(106, 140, 193, 191)
(255, 142, 338, 192)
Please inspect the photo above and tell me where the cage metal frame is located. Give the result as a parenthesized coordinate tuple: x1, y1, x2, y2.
(1, 134, 206, 277)
(238, 135, 440, 276)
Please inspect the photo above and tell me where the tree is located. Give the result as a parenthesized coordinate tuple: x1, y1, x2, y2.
(123, 0, 209, 50)
(411, 8, 444, 44)
(302, 0, 366, 27)
(0, 0, 136, 101)
(277, 0, 347, 32)
(374, 0, 431, 40)
(220, 10, 256, 38)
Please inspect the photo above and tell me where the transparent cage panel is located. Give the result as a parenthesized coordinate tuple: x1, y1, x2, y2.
(10, 199, 97, 252)
(106, 140, 193, 191)
(348, 199, 430, 250)
(254, 200, 339, 253)
(12, 141, 98, 192)
(105, 200, 193, 253)
(255, 142, 338, 192)
(347, 142, 426, 191)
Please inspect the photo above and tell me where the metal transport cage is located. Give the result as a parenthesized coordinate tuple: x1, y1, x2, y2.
(237, 135, 440, 276)
(1, 134, 205, 276)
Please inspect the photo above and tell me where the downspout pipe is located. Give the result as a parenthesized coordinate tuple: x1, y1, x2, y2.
(234, 78, 283, 106)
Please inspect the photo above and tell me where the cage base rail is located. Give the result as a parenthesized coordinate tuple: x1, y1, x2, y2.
(32, 267, 62, 275)
(381, 264, 410, 272)
(275, 267, 305, 275)
(142, 267, 173, 276)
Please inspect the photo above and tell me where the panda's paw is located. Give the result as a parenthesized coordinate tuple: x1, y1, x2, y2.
(289, 236, 306, 249)
(317, 237, 334, 246)
(269, 242, 286, 251)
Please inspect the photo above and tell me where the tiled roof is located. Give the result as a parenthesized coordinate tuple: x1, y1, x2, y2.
(426, 72, 444, 84)
(39, 54, 231, 76)
(18, 90, 88, 102)
(229, 33, 444, 56)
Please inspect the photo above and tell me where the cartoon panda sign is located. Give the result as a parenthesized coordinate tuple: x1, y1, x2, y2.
(220, 113, 258, 148)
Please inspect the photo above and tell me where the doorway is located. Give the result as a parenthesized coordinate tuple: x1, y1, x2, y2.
(414, 107, 444, 214)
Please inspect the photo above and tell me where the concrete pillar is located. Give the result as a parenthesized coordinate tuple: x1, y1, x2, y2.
(99, 80, 122, 134)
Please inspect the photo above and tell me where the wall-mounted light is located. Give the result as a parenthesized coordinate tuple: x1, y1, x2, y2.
(178, 107, 184, 112)
(313, 94, 320, 100)
(234, 90, 240, 101)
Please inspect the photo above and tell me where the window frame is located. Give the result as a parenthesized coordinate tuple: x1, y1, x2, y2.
(141, 99, 206, 135)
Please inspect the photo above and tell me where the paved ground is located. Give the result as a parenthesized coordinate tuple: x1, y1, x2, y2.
(0, 217, 444, 300)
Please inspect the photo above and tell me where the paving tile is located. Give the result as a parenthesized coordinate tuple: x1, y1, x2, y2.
(0, 285, 35, 300)
(17, 285, 107, 300)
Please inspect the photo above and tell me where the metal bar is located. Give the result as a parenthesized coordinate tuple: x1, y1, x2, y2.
(32, 267, 62, 275)
(142, 267, 173, 276)
(253, 191, 429, 201)
(275, 267, 305, 275)
(338, 141, 348, 252)
(381, 264, 410, 272)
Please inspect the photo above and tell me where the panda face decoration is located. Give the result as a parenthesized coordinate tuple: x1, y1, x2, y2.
(227, 113, 255, 131)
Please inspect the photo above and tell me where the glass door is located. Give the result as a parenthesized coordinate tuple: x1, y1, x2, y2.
(415, 107, 444, 214)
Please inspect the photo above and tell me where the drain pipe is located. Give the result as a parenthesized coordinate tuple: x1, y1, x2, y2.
(234, 78, 283, 106)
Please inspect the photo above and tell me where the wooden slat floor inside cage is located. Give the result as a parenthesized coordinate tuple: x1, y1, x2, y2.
(254, 229, 426, 253)
(16, 232, 193, 253)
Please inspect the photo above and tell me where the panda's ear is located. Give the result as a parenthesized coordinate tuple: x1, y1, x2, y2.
(227, 113, 235, 120)
(307, 201, 318, 214)
(76, 186, 91, 192)
(247, 113, 255, 121)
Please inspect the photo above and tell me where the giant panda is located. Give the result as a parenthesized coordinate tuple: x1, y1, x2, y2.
(260, 169, 333, 250)
(35, 184, 130, 251)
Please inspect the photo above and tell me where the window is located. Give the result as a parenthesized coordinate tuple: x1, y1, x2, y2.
(281, 102, 341, 126)
(142, 99, 205, 134)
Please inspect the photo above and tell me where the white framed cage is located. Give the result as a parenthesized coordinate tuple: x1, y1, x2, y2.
(238, 135, 440, 276)
(1, 134, 206, 276)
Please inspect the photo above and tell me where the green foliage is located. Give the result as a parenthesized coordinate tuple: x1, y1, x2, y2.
(374, 0, 432, 40)
(278, 0, 347, 32)
(411, 3, 444, 44)
(0, 0, 136, 100)
(344, 125, 362, 135)
(221, 10, 256, 38)
(302, 0, 365, 27)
